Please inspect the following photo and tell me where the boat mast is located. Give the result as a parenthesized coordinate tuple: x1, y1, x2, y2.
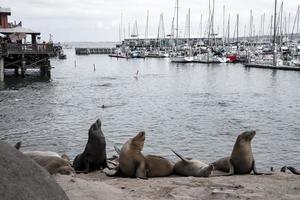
(188, 8, 191, 40)
(237, 14, 239, 50)
(223, 5, 225, 47)
(145, 10, 149, 38)
(208, 0, 211, 47)
(176, 0, 179, 45)
(273, 0, 277, 67)
(227, 14, 230, 44)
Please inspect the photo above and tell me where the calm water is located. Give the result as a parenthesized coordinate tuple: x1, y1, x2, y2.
(1, 49, 300, 169)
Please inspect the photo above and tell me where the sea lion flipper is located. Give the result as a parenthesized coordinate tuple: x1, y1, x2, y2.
(252, 160, 273, 175)
(171, 149, 189, 163)
(114, 145, 121, 155)
(136, 162, 147, 179)
(104, 168, 121, 177)
(286, 166, 300, 175)
(14, 142, 22, 150)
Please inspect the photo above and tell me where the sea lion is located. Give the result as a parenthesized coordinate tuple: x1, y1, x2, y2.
(73, 119, 108, 173)
(28, 155, 75, 175)
(106, 134, 173, 178)
(118, 131, 147, 179)
(211, 131, 271, 176)
(281, 166, 300, 175)
(15, 142, 74, 175)
(172, 150, 213, 177)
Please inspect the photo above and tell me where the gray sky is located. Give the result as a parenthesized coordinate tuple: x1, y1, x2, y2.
(1, 0, 299, 42)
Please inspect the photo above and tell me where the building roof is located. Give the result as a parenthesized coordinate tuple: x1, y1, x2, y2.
(0, 27, 40, 35)
(0, 7, 11, 14)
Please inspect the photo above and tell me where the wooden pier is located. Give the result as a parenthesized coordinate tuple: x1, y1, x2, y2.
(244, 63, 300, 71)
(0, 43, 54, 81)
(75, 48, 116, 55)
(0, 7, 54, 82)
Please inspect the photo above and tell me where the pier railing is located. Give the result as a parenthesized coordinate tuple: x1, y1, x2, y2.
(0, 43, 54, 55)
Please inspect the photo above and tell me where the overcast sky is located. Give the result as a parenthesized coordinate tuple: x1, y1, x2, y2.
(1, 0, 299, 42)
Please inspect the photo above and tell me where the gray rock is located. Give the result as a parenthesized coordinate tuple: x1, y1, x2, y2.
(0, 141, 69, 200)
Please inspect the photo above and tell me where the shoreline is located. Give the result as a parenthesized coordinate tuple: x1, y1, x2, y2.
(55, 171, 300, 200)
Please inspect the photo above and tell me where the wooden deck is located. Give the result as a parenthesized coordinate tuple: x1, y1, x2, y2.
(0, 43, 54, 56)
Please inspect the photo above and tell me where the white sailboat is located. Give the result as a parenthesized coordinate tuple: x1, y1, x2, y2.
(170, 5, 194, 63)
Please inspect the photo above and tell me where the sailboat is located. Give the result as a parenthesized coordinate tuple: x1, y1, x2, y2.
(170, 5, 194, 63)
(193, 0, 227, 63)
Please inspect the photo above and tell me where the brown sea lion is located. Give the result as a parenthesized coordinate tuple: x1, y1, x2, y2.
(105, 133, 173, 178)
(118, 131, 147, 178)
(73, 119, 108, 173)
(281, 166, 300, 175)
(28, 155, 75, 175)
(172, 150, 213, 177)
(145, 155, 173, 177)
(15, 142, 74, 175)
(211, 131, 271, 176)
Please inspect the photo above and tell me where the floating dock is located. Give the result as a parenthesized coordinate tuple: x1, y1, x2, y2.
(75, 48, 116, 55)
(244, 63, 300, 71)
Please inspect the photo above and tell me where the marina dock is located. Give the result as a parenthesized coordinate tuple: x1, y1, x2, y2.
(75, 48, 116, 55)
(244, 63, 300, 71)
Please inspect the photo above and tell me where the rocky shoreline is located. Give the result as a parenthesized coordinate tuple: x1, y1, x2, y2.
(55, 171, 300, 200)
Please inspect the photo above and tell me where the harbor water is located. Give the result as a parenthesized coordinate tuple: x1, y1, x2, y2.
(1, 49, 300, 169)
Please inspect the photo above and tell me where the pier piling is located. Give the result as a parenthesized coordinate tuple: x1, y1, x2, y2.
(0, 58, 4, 82)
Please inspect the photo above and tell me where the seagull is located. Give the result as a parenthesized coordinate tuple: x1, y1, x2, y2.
(134, 70, 139, 79)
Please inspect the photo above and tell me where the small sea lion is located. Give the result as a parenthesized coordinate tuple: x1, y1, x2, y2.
(172, 150, 213, 177)
(211, 131, 271, 176)
(281, 166, 300, 175)
(28, 155, 75, 175)
(73, 119, 108, 173)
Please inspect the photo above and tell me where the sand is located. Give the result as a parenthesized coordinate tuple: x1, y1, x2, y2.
(54, 171, 300, 200)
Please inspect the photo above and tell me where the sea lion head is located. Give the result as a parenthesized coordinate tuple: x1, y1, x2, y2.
(88, 119, 102, 135)
(239, 130, 256, 141)
(131, 131, 146, 151)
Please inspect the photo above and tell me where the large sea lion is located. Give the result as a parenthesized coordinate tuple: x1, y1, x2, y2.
(118, 131, 147, 178)
(106, 132, 173, 178)
(73, 119, 108, 173)
(211, 131, 271, 176)
(172, 150, 213, 177)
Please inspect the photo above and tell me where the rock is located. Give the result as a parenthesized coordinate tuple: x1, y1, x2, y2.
(0, 141, 69, 200)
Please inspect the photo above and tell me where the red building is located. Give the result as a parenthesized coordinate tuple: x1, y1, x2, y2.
(0, 7, 10, 28)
